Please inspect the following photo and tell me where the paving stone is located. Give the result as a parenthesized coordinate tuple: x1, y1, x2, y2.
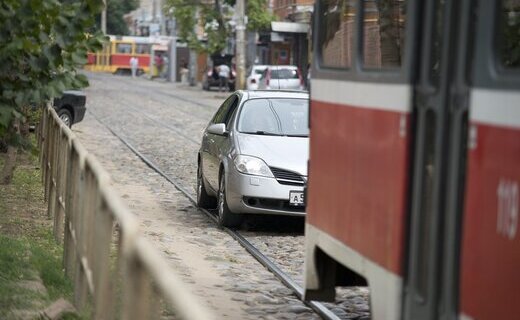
(73, 73, 370, 320)
(284, 305, 312, 314)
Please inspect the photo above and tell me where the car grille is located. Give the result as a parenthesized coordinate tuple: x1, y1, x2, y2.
(243, 197, 305, 213)
(269, 167, 306, 186)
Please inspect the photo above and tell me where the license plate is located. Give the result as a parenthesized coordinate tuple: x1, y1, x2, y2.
(289, 191, 305, 206)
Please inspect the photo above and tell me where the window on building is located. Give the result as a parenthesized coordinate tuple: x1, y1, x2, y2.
(318, 0, 356, 69)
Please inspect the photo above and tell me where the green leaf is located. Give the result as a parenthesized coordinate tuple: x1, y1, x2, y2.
(0, 0, 101, 141)
(0, 106, 14, 129)
(71, 52, 87, 65)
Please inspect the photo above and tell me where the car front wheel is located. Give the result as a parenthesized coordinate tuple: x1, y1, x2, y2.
(57, 109, 73, 128)
(217, 172, 242, 228)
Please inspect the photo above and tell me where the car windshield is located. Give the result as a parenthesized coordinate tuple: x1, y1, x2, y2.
(237, 98, 309, 137)
(270, 68, 299, 79)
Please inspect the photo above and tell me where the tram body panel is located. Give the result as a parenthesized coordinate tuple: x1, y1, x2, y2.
(307, 100, 410, 275)
(135, 55, 151, 70)
(304, 80, 412, 319)
(459, 90, 520, 320)
(110, 54, 132, 70)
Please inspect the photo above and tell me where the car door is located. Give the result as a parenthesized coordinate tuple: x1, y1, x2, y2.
(205, 94, 239, 189)
(202, 95, 234, 190)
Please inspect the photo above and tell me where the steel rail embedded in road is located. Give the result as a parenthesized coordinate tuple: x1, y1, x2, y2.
(89, 110, 341, 320)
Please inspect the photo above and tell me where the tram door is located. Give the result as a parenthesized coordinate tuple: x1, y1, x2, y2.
(403, 0, 474, 320)
(405, 0, 520, 319)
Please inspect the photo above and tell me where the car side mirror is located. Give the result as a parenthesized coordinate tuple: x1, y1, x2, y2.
(207, 123, 228, 136)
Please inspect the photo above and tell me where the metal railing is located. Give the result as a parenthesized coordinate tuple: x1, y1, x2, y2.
(38, 106, 213, 320)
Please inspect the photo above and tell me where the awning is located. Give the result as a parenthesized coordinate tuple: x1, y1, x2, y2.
(152, 44, 168, 51)
(271, 21, 309, 33)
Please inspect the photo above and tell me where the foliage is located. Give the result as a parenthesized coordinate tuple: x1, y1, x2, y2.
(0, 152, 80, 318)
(165, 0, 227, 54)
(0, 0, 105, 142)
(225, 0, 274, 31)
(165, 0, 274, 54)
(95, 0, 139, 35)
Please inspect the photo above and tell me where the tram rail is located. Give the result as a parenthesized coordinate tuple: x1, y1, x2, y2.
(88, 109, 341, 320)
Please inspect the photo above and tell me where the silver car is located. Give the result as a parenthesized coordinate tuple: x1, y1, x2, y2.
(257, 65, 305, 91)
(197, 90, 309, 227)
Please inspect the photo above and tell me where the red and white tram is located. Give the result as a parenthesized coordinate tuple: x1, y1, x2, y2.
(85, 35, 170, 75)
(304, 1, 519, 319)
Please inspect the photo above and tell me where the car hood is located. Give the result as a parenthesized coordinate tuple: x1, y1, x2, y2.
(235, 133, 309, 176)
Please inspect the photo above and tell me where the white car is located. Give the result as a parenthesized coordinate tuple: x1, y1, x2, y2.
(246, 65, 268, 90)
(257, 65, 305, 91)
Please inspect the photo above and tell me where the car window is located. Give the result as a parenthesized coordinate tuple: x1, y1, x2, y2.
(212, 95, 237, 124)
(238, 98, 309, 136)
(254, 68, 266, 75)
(270, 68, 299, 79)
(224, 98, 239, 127)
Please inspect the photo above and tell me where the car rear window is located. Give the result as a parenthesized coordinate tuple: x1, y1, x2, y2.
(238, 98, 309, 136)
(270, 68, 299, 79)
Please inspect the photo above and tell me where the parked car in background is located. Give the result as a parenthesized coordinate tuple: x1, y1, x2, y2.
(258, 65, 305, 91)
(53, 90, 86, 127)
(197, 90, 309, 228)
(246, 65, 269, 90)
(202, 54, 236, 91)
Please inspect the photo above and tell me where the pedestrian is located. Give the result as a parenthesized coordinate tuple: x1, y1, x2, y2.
(154, 54, 164, 78)
(218, 63, 230, 92)
(130, 56, 139, 78)
(162, 55, 169, 79)
(306, 63, 311, 90)
(180, 59, 189, 84)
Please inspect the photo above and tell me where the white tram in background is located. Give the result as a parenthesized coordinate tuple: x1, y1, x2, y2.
(304, 1, 519, 319)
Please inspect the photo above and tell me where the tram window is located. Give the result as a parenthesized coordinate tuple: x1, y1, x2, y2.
(135, 44, 150, 55)
(362, 0, 406, 68)
(318, 0, 356, 69)
(116, 43, 132, 54)
(499, 0, 520, 68)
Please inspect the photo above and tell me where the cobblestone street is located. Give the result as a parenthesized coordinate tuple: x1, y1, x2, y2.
(71, 72, 369, 319)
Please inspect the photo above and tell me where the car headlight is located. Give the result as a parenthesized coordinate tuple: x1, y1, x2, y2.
(233, 155, 274, 178)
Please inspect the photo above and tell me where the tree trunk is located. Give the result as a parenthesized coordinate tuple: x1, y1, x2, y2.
(0, 145, 18, 184)
(0, 119, 20, 185)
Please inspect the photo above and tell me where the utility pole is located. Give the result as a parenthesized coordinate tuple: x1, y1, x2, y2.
(189, 10, 198, 86)
(235, 0, 246, 90)
(159, 0, 166, 35)
(168, 12, 177, 83)
(101, 0, 107, 34)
